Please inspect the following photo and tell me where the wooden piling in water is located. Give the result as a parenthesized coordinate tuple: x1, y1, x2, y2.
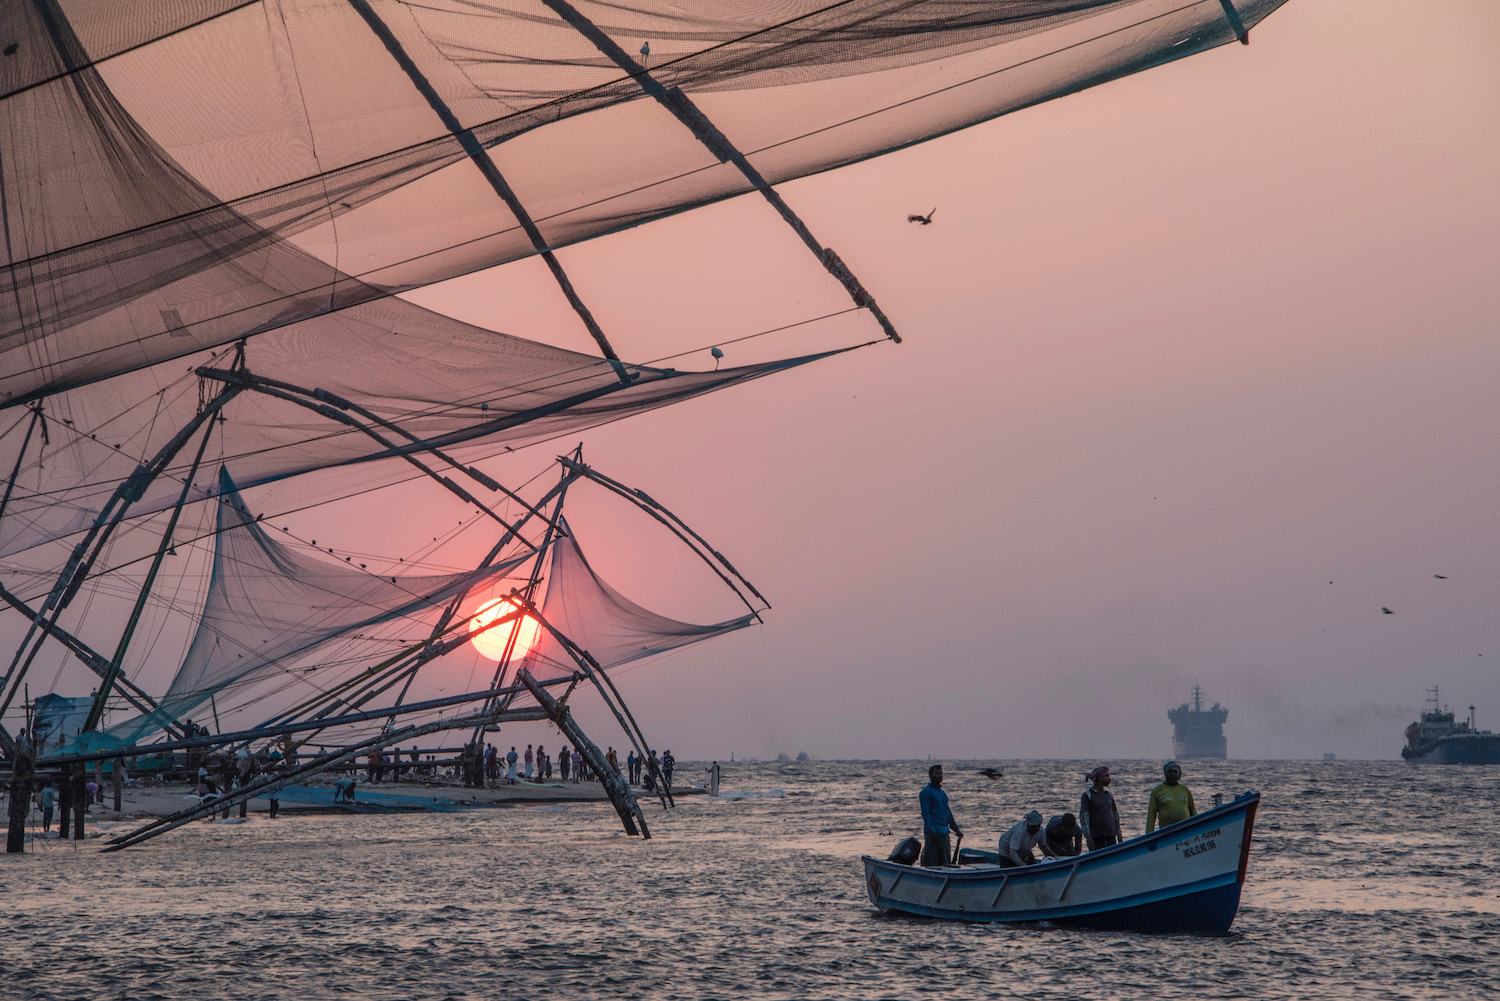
(72, 763, 85, 841)
(57, 769, 72, 838)
(517, 668, 648, 838)
(6, 740, 34, 852)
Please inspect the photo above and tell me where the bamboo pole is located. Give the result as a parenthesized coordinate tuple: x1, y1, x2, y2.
(540, 619, 672, 812)
(0, 382, 244, 734)
(517, 668, 647, 838)
(5, 734, 33, 853)
(84, 411, 219, 733)
(540, 0, 900, 344)
(102, 710, 504, 852)
(344, 0, 630, 376)
(558, 456, 766, 615)
(36, 685, 558, 769)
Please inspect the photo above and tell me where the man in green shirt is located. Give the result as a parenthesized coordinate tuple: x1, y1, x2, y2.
(1145, 760, 1196, 832)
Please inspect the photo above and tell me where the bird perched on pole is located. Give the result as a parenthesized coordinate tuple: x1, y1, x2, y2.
(907, 207, 936, 225)
(710, 346, 724, 370)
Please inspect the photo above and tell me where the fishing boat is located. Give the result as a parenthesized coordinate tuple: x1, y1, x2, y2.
(862, 791, 1261, 934)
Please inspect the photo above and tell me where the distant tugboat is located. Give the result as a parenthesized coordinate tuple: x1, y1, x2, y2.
(1401, 688, 1500, 764)
(1168, 686, 1228, 760)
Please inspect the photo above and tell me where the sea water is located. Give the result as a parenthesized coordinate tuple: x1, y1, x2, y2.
(2, 759, 1496, 1000)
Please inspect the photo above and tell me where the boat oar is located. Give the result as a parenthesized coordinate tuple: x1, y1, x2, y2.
(951, 831, 963, 865)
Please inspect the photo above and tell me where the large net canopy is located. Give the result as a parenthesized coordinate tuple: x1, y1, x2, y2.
(0, 301, 835, 557)
(71, 468, 528, 749)
(0, 0, 1291, 756)
(520, 521, 760, 682)
(1, 0, 1289, 405)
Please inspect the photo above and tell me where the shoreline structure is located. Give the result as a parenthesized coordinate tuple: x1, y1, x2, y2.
(24, 777, 706, 829)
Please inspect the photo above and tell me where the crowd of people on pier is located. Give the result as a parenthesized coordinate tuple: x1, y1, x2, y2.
(916, 760, 1199, 868)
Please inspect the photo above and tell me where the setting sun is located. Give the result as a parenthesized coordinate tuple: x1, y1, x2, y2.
(468, 597, 541, 661)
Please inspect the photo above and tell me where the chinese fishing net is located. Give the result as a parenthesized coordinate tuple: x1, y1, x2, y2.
(67, 468, 528, 750)
(519, 521, 759, 682)
(1, 0, 1290, 405)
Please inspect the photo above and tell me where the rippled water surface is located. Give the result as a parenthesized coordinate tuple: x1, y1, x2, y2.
(3, 759, 1497, 999)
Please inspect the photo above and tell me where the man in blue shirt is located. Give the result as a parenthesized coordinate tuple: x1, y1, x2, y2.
(918, 764, 961, 866)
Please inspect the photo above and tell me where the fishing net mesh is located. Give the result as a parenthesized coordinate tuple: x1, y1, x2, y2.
(76, 468, 528, 748)
(520, 524, 758, 681)
(1, 0, 1289, 405)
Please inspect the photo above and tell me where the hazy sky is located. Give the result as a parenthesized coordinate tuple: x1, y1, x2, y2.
(395, 0, 1500, 762)
(11, 1, 1498, 763)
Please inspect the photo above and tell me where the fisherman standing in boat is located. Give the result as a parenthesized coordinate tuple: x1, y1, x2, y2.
(918, 764, 961, 867)
(1079, 765, 1122, 850)
(1146, 760, 1197, 832)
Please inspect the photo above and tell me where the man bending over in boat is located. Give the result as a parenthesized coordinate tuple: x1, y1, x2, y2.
(998, 810, 1047, 867)
(1145, 760, 1197, 832)
(919, 764, 961, 866)
(1040, 813, 1083, 858)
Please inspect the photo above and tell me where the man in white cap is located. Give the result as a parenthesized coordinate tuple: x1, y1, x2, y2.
(1146, 760, 1197, 833)
(998, 810, 1047, 867)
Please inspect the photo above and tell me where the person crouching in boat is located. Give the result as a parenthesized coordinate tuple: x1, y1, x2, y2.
(918, 764, 961, 867)
(1146, 760, 1197, 832)
(1080, 765, 1122, 850)
(1041, 813, 1083, 858)
(998, 810, 1046, 867)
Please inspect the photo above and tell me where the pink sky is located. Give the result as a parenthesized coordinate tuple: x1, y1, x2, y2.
(405, 0, 1498, 761)
(394, 0, 1500, 759)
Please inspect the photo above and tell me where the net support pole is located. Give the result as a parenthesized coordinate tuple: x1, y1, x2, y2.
(37, 683, 566, 770)
(517, 668, 648, 838)
(344, 0, 631, 380)
(83, 409, 219, 734)
(0, 403, 43, 525)
(0, 583, 166, 722)
(540, 0, 901, 344)
(5, 733, 33, 853)
(1218, 0, 1250, 44)
(263, 475, 578, 738)
(520, 595, 672, 812)
(553, 626, 674, 811)
(101, 707, 537, 852)
(200, 372, 541, 551)
(0, 382, 243, 742)
(558, 454, 768, 613)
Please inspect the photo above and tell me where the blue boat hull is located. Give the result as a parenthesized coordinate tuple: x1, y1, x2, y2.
(1052, 879, 1244, 934)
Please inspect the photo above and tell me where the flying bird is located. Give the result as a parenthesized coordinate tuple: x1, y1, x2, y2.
(907, 206, 936, 225)
(976, 767, 1004, 781)
(1434, 574, 1449, 579)
(1381, 607, 1394, 614)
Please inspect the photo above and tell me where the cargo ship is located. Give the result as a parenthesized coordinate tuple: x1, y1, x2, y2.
(1401, 688, 1500, 764)
(1168, 686, 1228, 760)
